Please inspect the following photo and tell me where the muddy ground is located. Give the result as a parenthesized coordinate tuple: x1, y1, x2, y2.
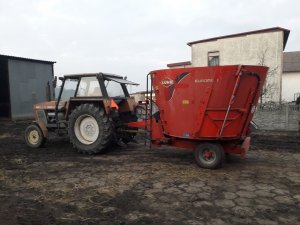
(0, 122, 299, 225)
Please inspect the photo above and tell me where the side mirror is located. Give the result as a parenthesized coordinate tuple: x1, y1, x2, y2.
(59, 77, 64, 81)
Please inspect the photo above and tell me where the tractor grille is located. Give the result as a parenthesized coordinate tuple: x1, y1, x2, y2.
(37, 110, 47, 124)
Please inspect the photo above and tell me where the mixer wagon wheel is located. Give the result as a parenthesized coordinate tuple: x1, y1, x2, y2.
(194, 143, 225, 169)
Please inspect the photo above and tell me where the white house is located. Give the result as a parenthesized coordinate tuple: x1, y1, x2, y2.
(167, 27, 290, 103)
(130, 91, 155, 102)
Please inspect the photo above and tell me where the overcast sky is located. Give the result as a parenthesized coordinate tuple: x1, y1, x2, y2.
(0, 0, 299, 92)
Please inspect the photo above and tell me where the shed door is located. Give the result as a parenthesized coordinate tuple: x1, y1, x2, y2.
(0, 59, 10, 118)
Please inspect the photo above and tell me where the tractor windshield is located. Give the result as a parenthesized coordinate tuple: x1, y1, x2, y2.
(60, 78, 78, 101)
(105, 80, 125, 98)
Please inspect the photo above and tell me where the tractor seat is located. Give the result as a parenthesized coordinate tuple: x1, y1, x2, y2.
(90, 87, 102, 96)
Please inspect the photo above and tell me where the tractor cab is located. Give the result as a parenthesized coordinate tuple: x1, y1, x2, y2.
(34, 72, 138, 125)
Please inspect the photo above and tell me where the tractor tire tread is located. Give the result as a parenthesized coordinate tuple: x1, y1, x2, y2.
(68, 103, 114, 154)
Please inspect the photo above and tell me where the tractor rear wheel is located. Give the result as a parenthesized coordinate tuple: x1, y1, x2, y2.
(25, 124, 46, 148)
(68, 104, 114, 154)
(194, 143, 225, 169)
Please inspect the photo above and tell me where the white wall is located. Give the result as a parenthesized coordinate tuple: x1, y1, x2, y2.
(282, 72, 300, 102)
(131, 93, 145, 102)
(191, 31, 284, 102)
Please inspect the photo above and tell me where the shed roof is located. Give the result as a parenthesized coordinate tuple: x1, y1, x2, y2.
(187, 27, 290, 50)
(0, 54, 56, 64)
(283, 51, 300, 72)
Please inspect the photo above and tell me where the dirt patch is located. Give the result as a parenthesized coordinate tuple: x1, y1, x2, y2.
(0, 122, 299, 225)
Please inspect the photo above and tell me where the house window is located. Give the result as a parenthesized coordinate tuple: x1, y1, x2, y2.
(208, 51, 219, 66)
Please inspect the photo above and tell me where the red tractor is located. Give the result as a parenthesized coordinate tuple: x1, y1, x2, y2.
(128, 65, 268, 169)
(25, 72, 139, 154)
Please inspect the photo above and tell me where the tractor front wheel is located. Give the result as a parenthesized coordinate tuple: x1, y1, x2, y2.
(25, 124, 46, 148)
(194, 143, 225, 169)
(68, 104, 114, 154)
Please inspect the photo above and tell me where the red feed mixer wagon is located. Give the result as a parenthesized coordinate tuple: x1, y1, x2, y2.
(128, 65, 268, 169)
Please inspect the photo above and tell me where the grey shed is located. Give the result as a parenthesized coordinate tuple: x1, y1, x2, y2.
(0, 54, 56, 120)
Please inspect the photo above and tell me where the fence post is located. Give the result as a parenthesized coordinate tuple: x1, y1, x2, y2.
(285, 105, 289, 130)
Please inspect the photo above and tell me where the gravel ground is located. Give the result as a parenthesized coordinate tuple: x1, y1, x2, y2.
(0, 121, 299, 225)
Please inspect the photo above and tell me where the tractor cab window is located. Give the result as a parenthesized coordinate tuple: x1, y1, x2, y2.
(60, 78, 78, 101)
(77, 77, 102, 97)
(105, 80, 125, 98)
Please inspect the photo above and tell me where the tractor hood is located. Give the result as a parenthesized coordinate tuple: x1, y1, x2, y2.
(33, 101, 64, 110)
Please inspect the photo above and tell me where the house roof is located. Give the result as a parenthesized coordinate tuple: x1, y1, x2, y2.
(283, 51, 300, 72)
(167, 61, 191, 68)
(0, 54, 56, 64)
(187, 27, 290, 50)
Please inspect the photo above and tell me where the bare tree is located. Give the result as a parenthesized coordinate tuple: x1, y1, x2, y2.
(257, 46, 279, 104)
